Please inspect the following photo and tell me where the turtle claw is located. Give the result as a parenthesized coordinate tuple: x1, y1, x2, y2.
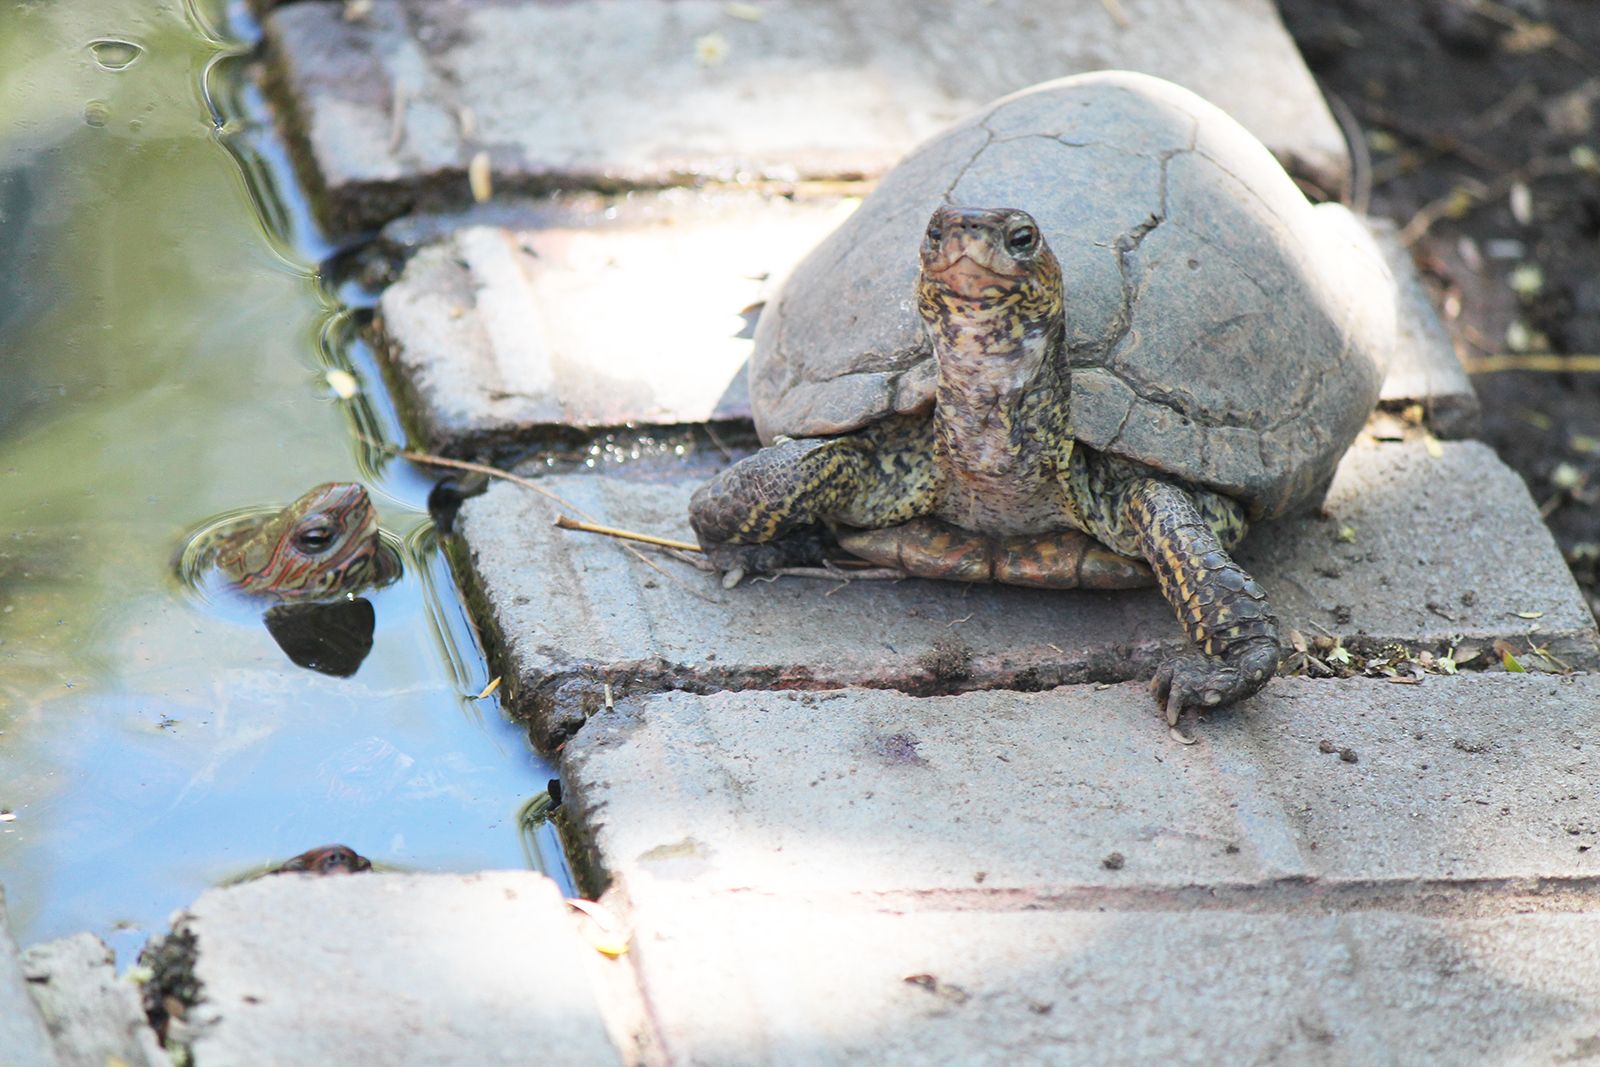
(700, 530, 830, 582)
(1151, 655, 1227, 726)
(1150, 638, 1281, 730)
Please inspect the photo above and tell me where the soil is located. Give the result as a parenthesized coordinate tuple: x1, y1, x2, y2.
(1277, 0, 1600, 618)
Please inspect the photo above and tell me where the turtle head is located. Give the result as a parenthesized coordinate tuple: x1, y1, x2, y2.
(226, 482, 382, 600)
(917, 208, 1067, 470)
(917, 206, 1062, 325)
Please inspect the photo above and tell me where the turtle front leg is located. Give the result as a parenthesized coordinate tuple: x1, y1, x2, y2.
(1118, 477, 1281, 725)
(689, 419, 938, 578)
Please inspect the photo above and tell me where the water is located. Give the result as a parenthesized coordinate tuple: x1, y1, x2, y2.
(0, 0, 571, 956)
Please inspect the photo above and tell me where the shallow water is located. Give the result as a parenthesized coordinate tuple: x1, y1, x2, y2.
(0, 0, 570, 955)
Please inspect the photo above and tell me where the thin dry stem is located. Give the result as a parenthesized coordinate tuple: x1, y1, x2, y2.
(378, 440, 720, 602)
(388, 446, 596, 521)
(1461, 353, 1600, 374)
(554, 515, 702, 553)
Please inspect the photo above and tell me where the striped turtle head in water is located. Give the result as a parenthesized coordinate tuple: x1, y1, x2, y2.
(210, 483, 384, 601)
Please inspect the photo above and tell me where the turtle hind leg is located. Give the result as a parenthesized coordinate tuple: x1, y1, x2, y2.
(838, 518, 1153, 589)
(1118, 477, 1281, 724)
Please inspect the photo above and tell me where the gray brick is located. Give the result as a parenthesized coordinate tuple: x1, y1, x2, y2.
(378, 202, 1483, 455)
(376, 193, 849, 449)
(262, 0, 1346, 232)
(1245, 674, 1600, 882)
(1368, 217, 1481, 437)
(456, 439, 1597, 743)
(564, 676, 1600, 900)
(615, 895, 1600, 1067)
(0, 888, 60, 1067)
(175, 873, 627, 1067)
(565, 685, 1307, 895)
(19, 934, 165, 1067)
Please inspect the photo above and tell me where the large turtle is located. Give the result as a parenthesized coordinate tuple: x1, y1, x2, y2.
(689, 71, 1394, 725)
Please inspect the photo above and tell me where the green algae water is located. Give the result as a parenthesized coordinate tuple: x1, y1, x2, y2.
(0, 0, 570, 954)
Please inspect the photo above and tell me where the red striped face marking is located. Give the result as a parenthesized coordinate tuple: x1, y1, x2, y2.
(214, 483, 381, 601)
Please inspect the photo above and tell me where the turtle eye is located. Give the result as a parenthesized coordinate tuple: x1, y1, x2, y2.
(1006, 224, 1038, 254)
(293, 523, 337, 554)
(925, 220, 944, 245)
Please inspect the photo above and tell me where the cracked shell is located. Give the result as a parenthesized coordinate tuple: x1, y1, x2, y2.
(750, 71, 1395, 521)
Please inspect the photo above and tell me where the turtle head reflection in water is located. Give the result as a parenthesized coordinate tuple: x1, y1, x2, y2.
(211, 483, 388, 601)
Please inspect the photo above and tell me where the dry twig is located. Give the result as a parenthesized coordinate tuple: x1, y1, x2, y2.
(381, 441, 720, 602)
(383, 439, 910, 589)
(554, 515, 701, 553)
(1461, 353, 1600, 374)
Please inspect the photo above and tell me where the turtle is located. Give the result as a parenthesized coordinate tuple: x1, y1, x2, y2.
(268, 844, 374, 876)
(194, 483, 400, 602)
(689, 71, 1394, 725)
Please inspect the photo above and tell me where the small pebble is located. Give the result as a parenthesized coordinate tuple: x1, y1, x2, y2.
(1339, 748, 1359, 764)
(1102, 851, 1125, 870)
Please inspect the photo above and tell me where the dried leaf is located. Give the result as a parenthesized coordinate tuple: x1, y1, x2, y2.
(1509, 263, 1544, 298)
(467, 150, 492, 203)
(694, 32, 730, 66)
(1509, 180, 1533, 225)
(566, 898, 630, 957)
(1328, 644, 1352, 666)
(723, 1, 764, 19)
(1424, 433, 1444, 459)
(1514, 610, 1545, 620)
(1502, 649, 1527, 673)
(475, 676, 502, 699)
(1503, 22, 1557, 54)
(1337, 525, 1358, 544)
(1550, 463, 1584, 490)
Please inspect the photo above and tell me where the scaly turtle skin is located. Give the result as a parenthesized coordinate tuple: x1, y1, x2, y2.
(693, 207, 1279, 721)
(206, 483, 392, 601)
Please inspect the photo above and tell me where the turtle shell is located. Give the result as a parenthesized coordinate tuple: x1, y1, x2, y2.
(750, 71, 1394, 521)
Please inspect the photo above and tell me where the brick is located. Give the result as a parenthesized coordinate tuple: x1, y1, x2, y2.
(0, 888, 60, 1067)
(175, 873, 627, 1067)
(613, 894, 1600, 1067)
(564, 676, 1600, 899)
(20, 934, 165, 1067)
(376, 193, 849, 450)
(1368, 217, 1481, 437)
(455, 439, 1598, 743)
(261, 0, 1346, 232)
